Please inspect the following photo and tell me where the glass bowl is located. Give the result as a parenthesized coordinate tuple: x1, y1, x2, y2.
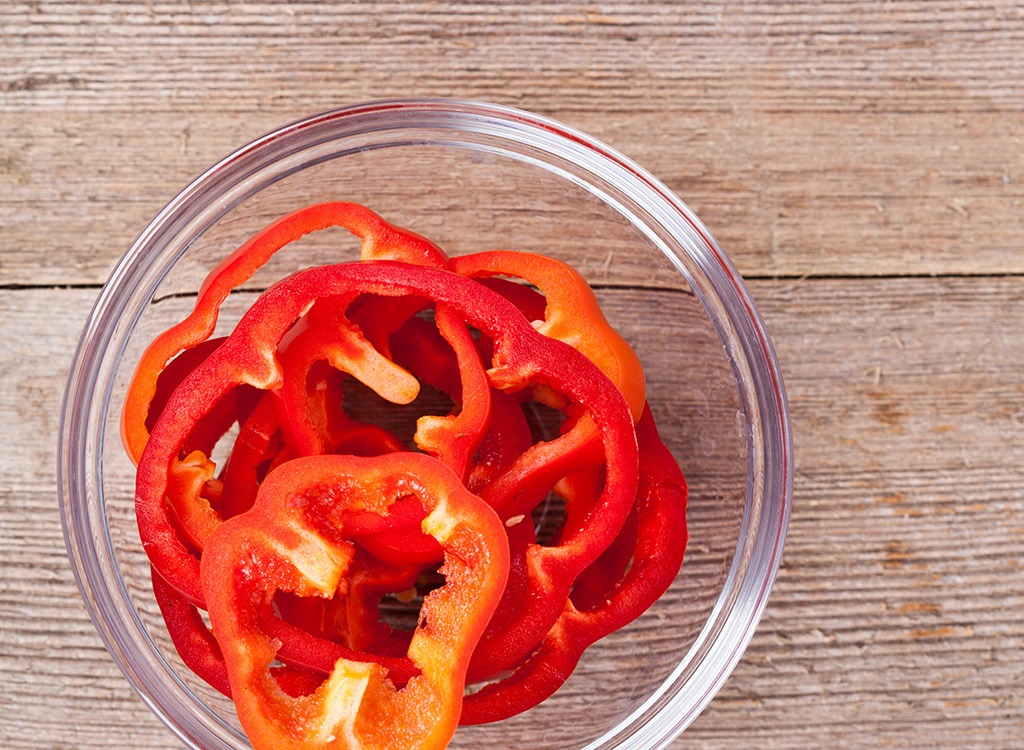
(59, 99, 792, 750)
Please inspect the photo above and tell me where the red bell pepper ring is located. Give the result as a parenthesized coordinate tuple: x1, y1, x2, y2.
(151, 566, 233, 697)
(460, 405, 688, 724)
(473, 276, 549, 324)
(277, 297, 490, 485)
(271, 307, 457, 568)
(151, 417, 424, 692)
(166, 299, 421, 555)
(304, 363, 408, 457)
(262, 607, 420, 688)
(465, 386, 535, 494)
(345, 516, 441, 568)
(276, 295, 422, 457)
(220, 391, 284, 519)
(449, 249, 647, 423)
(269, 548, 422, 667)
(200, 452, 510, 750)
(387, 310, 535, 494)
(407, 305, 491, 482)
(122, 202, 448, 465)
(145, 336, 238, 459)
(164, 449, 223, 549)
(152, 567, 333, 699)
(565, 491, 641, 613)
(332, 547, 422, 656)
(463, 512, 536, 681)
(137, 262, 639, 631)
(339, 307, 495, 567)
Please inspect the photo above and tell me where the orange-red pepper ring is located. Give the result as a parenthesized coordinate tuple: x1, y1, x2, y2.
(200, 453, 510, 750)
(137, 262, 639, 619)
(449, 250, 647, 423)
(275, 294, 423, 458)
(151, 566, 327, 700)
(460, 405, 688, 725)
(122, 201, 449, 465)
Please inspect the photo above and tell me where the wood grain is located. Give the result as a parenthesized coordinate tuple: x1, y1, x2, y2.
(3, 1, 1024, 283)
(3, 276, 1023, 748)
(2, 1, 1023, 748)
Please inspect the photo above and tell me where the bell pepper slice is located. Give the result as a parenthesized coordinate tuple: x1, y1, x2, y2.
(465, 386, 534, 494)
(408, 305, 491, 482)
(276, 295, 421, 458)
(126, 200, 692, 737)
(341, 306, 494, 567)
(262, 607, 420, 688)
(165, 303, 420, 553)
(449, 250, 646, 423)
(460, 405, 688, 724)
(151, 566, 233, 697)
(138, 261, 638, 627)
(200, 452, 509, 750)
(388, 312, 534, 494)
(145, 336, 238, 458)
(332, 547, 422, 656)
(152, 566, 330, 699)
(220, 391, 284, 519)
(123, 202, 448, 465)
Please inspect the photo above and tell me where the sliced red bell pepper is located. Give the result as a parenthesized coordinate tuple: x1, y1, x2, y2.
(388, 310, 535, 494)
(464, 386, 535, 494)
(304, 361, 406, 457)
(406, 305, 491, 482)
(200, 452, 509, 750)
(449, 250, 647, 423)
(340, 306, 495, 567)
(331, 546, 422, 656)
(463, 511, 536, 685)
(123, 202, 448, 465)
(154, 567, 333, 700)
(127, 200, 692, 739)
(262, 607, 420, 688)
(276, 295, 421, 458)
(220, 391, 284, 519)
(145, 336, 238, 459)
(270, 547, 422, 665)
(460, 405, 688, 724)
(137, 262, 638, 631)
(151, 566, 233, 697)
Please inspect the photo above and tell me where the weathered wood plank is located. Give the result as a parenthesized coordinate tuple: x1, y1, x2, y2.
(686, 276, 1024, 749)
(2, 274, 1021, 748)
(3, 109, 1022, 285)
(3, 1, 1024, 284)
(3, 2, 1023, 115)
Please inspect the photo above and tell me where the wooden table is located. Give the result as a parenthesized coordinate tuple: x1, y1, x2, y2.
(3, 2, 1022, 748)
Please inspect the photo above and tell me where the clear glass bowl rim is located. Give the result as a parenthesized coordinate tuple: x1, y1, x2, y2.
(58, 97, 793, 750)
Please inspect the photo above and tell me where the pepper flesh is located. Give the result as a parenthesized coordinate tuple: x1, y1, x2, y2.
(449, 250, 646, 423)
(137, 261, 639, 635)
(460, 405, 687, 724)
(200, 453, 510, 750)
(122, 202, 448, 465)
(126, 203, 690, 739)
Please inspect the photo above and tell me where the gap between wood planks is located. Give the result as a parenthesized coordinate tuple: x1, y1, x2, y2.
(4, 269, 1024, 296)
(4, 268, 1024, 318)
